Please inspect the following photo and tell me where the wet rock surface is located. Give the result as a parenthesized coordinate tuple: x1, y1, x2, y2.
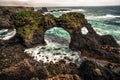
(0, 58, 119, 80)
(47, 74, 81, 80)
(0, 59, 50, 80)
(0, 7, 120, 80)
(78, 59, 119, 80)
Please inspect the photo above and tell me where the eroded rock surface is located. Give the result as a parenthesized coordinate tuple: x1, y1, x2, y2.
(0, 7, 120, 80)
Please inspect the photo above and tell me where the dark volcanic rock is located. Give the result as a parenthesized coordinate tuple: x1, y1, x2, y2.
(0, 7, 120, 80)
(0, 59, 50, 80)
(0, 8, 14, 29)
(0, 7, 33, 29)
(0, 44, 29, 69)
(0, 6, 119, 63)
(41, 7, 48, 12)
(98, 35, 119, 47)
(78, 59, 118, 80)
(47, 74, 81, 80)
(45, 60, 78, 76)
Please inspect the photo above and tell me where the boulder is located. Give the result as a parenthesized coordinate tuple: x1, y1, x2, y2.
(47, 74, 81, 80)
(41, 7, 48, 12)
(78, 59, 116, 80)
(0, 59, 50, 80)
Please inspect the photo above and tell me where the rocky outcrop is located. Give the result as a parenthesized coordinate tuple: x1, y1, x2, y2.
(0, 7, 120, 80)
(78, 60, 115, 80)
(0, 58, 119, 80)
(0, 44, 30, 69)
(0, 7, 119, 63)
(0, 7, 14, 29)
(47, 74, 81, 80)
(0, 7, 33, 29)
(41, 7, 48, 12)
(0, 59, 50, 80)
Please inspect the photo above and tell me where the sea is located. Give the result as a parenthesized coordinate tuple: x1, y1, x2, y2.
(47, 6, 120, 43)
(0, 6, 120, 63)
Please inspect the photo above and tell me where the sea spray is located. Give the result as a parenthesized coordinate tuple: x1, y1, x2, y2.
(25, 27, 81, 63)
(24, 39, 81, 63)
(0, 29, 16, 40)
(46, 7, 120, 44)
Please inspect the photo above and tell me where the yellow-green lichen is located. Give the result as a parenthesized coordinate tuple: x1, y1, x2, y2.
(39, 13, 56, 27)
(18, 24, 38, 39)
(14, 10, 44, 39)
(14, 10, 41, 27)
(59, 12, 85, 28)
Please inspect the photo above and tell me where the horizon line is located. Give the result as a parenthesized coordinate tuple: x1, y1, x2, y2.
(0, 1, 120, 7)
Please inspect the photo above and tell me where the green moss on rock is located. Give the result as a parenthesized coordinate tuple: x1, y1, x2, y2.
(39, 13, 56, 27)
(18, 24, 39, 39)
(14, 10, 43, 39)
(59, 12, 85, 28)
(14, 10, 41, 27)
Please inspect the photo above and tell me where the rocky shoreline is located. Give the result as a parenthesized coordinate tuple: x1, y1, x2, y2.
(0, 7, 120, 80)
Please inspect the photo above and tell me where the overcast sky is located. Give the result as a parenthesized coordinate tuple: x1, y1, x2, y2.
(0, 0, 120, 7)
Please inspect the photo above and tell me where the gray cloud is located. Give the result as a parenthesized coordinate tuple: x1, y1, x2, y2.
(0, 0, 120, 7)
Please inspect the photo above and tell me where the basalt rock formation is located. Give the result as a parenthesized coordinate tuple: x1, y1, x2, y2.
(0, 7, 119, 63)
(0, 58, 119, 80)
(0, 7, 120, 80)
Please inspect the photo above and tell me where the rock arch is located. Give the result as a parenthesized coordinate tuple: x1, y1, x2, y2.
(44, 27, 71, 46)
(13, 12, 99, 50)
(0, 7, 119, 54)
(0, 7, 120, 64)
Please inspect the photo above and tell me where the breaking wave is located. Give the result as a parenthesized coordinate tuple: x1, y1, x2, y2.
(0, 29, 16, 40)
(97, 14, 120, 18)
(87, 14, 120, 20)
(25, 27, 81, 63)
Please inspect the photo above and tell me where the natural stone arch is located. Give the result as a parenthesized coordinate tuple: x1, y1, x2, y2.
(0, 7, 119, 52)
(3, 11, 113, 50)
(0, 7, 119, 64)
(44, 27, 71, 46)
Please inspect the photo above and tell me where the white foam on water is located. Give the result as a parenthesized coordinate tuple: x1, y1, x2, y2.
(114, 20, 120, 23)
(93, 27, 120, 45)
(0, 29, 16, 40)
(117, 41, 120, 45)
(25, 39, 81, 63)
(97, 14, 120, 18)
(0, 29, 8, 34)
(81, 27, 88, 35)
(94, 27, 120, 35)
(71, 9, 85, 12)
(87, 14, 120, 20)
(93, 28, 107, 35)
(58, 9, 85, 13)
(44, 8, 85, 18)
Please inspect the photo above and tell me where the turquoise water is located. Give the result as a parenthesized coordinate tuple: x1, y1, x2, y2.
(25, 27, 80, 63)
(47, 6, 120, 44)
(0, 6, 120, 63)
(45, 27, 70, 39)
(88, 20, 120, 41)
(0, 6, 120, 43)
